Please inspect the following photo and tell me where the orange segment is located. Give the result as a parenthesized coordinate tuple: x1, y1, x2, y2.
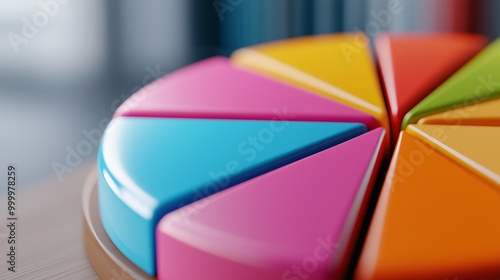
(355, 132, 500, 280)
(407, 124, 500, 186)
(418, 98, 500, 126)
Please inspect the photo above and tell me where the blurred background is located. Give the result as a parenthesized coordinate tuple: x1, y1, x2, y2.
(1, 0, 499, 188)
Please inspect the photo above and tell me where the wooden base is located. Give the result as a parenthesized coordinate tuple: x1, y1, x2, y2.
(82, 168, 155, 280)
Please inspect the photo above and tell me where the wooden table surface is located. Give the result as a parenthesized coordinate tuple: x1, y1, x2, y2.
(0, 161, 99, 280)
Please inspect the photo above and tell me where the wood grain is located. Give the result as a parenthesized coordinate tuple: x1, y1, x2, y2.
(0, 162, 99, 279)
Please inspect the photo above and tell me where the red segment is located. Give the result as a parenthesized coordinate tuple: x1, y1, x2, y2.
(376, 33, 487, 143)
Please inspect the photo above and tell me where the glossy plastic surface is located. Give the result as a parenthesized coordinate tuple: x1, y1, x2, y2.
(98, 117, 366, 275)
(418, 97, 500, 126)
(114, 57, 378, 129)
(95, 33, 500, 278)
(355, 132, 500, 280)
(407, 124, 500, 185)
(157, 129, 385, 280)
(376, 33, 487, 143)
(402, 38, 500, 128)
(231, 33, 389, 133)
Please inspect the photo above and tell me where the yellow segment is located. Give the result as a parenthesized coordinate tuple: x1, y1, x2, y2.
(418, 98, 500, 126)
(231, 32, 389, 134)
(407, 124, 500, 186)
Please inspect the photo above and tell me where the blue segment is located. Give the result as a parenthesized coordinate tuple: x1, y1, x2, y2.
(98, 117, 366, 275)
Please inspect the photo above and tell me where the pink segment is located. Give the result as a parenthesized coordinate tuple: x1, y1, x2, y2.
(156, 128, 386, 280)
(114, 56, 378, 129)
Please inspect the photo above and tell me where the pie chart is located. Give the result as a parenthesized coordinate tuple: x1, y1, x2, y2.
(82, 32, 500, 279)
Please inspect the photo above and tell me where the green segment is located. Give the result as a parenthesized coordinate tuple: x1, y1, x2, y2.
(402, 38, 500, 129)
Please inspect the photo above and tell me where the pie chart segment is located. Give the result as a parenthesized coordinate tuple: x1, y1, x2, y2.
(418, 97, 500, 126)
(407, 124, 500, 185)
(231, 32, 389, 134)
(355, 132, 500, 280)
(98, 117, 367, 274)
(376, 33, 487, 143)
(402, 38, 500, 129)
(91, 32, 500, 279)
(113, 57, 378, 130)
(156, 128, 386, 280)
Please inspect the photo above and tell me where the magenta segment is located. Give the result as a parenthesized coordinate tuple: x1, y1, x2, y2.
(156, 128, 386, 280)
(114, 56, 378, 130)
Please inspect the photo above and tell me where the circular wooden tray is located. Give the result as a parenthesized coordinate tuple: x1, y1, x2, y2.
(82, 168, 155, 280)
